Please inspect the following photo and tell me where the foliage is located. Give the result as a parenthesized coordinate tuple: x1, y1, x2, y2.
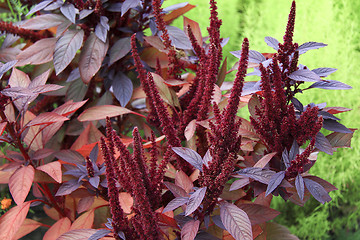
(0, 0, 356, 239)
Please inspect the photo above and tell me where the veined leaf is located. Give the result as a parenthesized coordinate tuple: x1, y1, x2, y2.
(21, 14, 67, 30)
(181, 220, 200, 240)
(235, 167, 275, 185)
(297, 41, 327, 54)
(185, 187, 206, 216)
(88, 229, 112, 240)
(54, 29, 84, 75)
(288, 68, 321, 82)
(57, 229, 98, 240)
(70, 209, 95, 230)
(79, 33, 109, 84)
(16, 38, 56, 66)
(0, 202, 30, 240)
(303, 178, 332, 204)
(77, 105, 133, 121)
(238, 203, 280, 225)
(60, 3, 76, 23)
(163, 197, 189, 213)
(43, 217, 71, 240)
(295, 174, 305, 200)
(265, 171, 285, 196)
(109, 37, 131, 65)
(12, 218, 42, 240)
(264, 36, 279, 50)
(9, 165, 35, 205)
(27, 112, 69, 126)
(220, 202, 252, 240)
(172, 147, 203, 172)
(37, 161, 62, 183)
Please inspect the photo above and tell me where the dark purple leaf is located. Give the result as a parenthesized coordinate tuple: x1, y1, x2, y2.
(95, 16, 109, 43)
(303, 178, 332, 204)
(109, 37, 131, 65)
(291, 97, 303, 111)
(164, 181, 188, 198)
(89, 144, 98, 162)
(295, 174, 304, 200)
(289, 140, 299, 160)
(88, 229, 112, 240)
(79, 9, 94, 19)
(282, 149, 290, 169)
(21, 14, 66, 30)
(66, 78, 88, 102)
(288, 69, 321, 82)
(66, 68, 80, 82)
(265, 171, 285, 196)
(311, 67, 337, 77)
(235, 167, 275, 185)
(323, 119, 353, 133)
(54, 29, 84, 75)
(220, 202, 252, 240)
(89, 176, 100, 188)
(163, 197, 189, 213)
(0, 60, 17, 79)
(212, 215, 226, 230)
(55, 179, 83, 196)
(60, 3, 76, 23)
(172, 147, 203, 172)
(309, 80, 352, 90)
(44, 0, 63, 11)
(194, 232, 220, 240)
(297, 42, 327, 54)
(264, 36, 279, 50)
(121, 0, 141, 16)
(26, 0, 53, 16)
(31, 148, 55, 160)
(54, 150, 85, 165)
(185, 187, 206, 216)
(231, 50, 265, 63)
(164, 26, 192, 49)
(111, 72, 133, 107)
(315, 132, 333, 155)
(319, 111, 340, 121)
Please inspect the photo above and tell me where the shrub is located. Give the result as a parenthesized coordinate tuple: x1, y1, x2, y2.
(0, 0, 355, 239)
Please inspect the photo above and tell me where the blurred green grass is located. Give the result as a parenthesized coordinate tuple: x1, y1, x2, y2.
(164, 0, 360, 239)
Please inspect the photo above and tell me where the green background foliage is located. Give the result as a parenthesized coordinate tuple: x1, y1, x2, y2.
(164, 0, 360, 239)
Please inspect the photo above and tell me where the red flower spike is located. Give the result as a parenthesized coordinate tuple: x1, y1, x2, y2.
(0, 21, 46, 42)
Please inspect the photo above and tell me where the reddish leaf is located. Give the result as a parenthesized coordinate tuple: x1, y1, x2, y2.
(118, 192, 133, 214)
(217, 57, 227, 87)
(109, 37, 131, 65)
(79, 33, 109, 84)
(220, 202, 252, 240)
(144, 36, 166, 52)
(183, 16, 202, 46)
(27, 112, 69, 126)
(253, 152, 277, 168)
(151, 72, 180, 107)
(9, 68, 30, 88)
(163, 197, 189, 213)
(43, 217, 71, 240)
(0, 202, 30, 240)
(157, 213, 179, 229)
(181, 220, 200, 240)
(141, 47, 169, 68)
(70, 209, 95, 230)
(57, 229, 98, 240)
(185, 187, 206, 216)
(9, 165, 35, 205)
(36, 161, 62, 183)
(16, 38, 57, 66)
(175, 170, 194, 193)
(77, 105, 132, 122)
(323, 106, 352, 115)
(77, 196, 95, 213)
(230, 178, 250, 191)
(326, 129, 355, 149)
(54, 29, 85, 75)
(31, 148, 55, 160)
(238, 203, 280, 225)
(12, 218, 42, 240)
(0, 122, 7, 135)
(21, 14, 67, 30)
(29, 69, 51, 88)
(163, 3, 195, 24)
(263, 222, 299, 240)
(184, 120, 196, 141)
(172, 147, 203, 172)
(54, 100, 88, 116)
(164, 181, 188, 198)
(71, 122, 104, 150)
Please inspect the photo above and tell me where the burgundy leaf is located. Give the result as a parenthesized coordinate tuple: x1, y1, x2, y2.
(21, 14, 67, 30)
(56, 179, 83, 196)
(16, 38, 56, 66)
(172, 147, 203, 172)
(254, 152, 277, 168)
(37, 161, 62, 183)
(163, 197, 189, 213)
(265, 171, 285, 196)
(109, 37, 131, 65)
(181, 219, 200, 240)
(230, 178, 250, 191)
(326, 130, 355, 149)
(79, 33, 109, 84)
(185, 187, 206, 216)
(323, 106, 352, 115)
(54, 150, 85, 165)
(288, 68, 321, 82)
(303, 178, 331, 204)
(27, 112, 69, 126)
(220, 202, 252, 240)
(0, 202, 30, 240)
(31, 148, 55, 160)
(295, 174, 304, 201)
(164, 181, 188, 198)
(77, 105, 133, 122)
(57, 229, 98, 240)
(54, 29, 84, 75)
(238, 203, 280, 225)
(297, 41, 327, 54)
(164, 26, 192, 49)
(29, 69, 51, 88)
(9, 165, 35, 205)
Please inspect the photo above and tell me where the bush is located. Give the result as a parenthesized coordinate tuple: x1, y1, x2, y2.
(0, 0, 355, 239)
